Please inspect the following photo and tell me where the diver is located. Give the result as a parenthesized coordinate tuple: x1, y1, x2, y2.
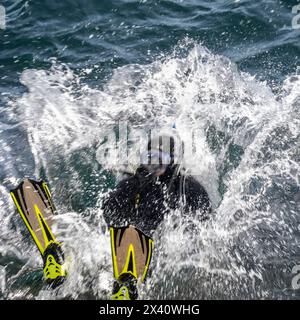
(9, 133, 212, 299)
(102, 134, 212, 299)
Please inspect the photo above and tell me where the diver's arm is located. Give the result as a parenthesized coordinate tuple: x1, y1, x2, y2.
(102, 178, 134, 226)
(184, 176, 212, 219)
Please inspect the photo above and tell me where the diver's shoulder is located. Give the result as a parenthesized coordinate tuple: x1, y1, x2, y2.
(180, 172, 208, 195)
(180, 171, 202, 186)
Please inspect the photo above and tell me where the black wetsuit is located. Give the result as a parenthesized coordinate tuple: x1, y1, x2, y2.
(102, 165, 211, 235)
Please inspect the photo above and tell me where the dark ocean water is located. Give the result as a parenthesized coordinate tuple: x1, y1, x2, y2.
(1, 0, 300, 91)
(0, 0, 300, 299)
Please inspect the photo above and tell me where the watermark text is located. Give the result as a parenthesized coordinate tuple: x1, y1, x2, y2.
(292, 264, 300, 290)
(0, 5, 5, 30)
(0, 266, 6, 294)
(292, 4, 300, 29)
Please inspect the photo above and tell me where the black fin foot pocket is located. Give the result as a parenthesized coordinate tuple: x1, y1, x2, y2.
(43, 242, 67, 289)
(111, 272, 138, 300)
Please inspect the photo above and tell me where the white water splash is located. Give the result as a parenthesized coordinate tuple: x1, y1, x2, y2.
(1, 42, 300, 299)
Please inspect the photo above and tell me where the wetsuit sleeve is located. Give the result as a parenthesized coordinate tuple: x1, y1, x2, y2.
(102, 178, 135, 227)
(184, 176, 212, 219)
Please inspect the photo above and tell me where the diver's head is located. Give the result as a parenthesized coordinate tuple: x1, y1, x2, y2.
(140, 134, 183, 177)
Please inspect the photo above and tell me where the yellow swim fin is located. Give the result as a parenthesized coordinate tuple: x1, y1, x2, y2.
(110, 225, 153, 300)
(10, 179, 68, 288)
